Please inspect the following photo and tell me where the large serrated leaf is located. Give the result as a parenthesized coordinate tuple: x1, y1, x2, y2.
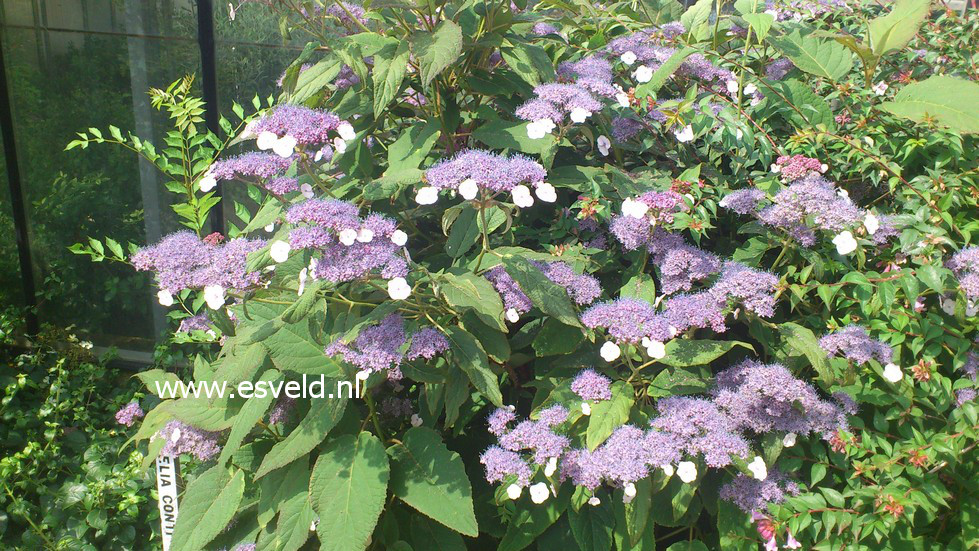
(411, 20, 464, 86)
(634, 46, 698, 98)
(659, 339, 753, 368)
(373, 39, 411, 115)
(769, 31, 853, 81)
(568, 499, 614, 551)
(171, 466, 246, 551)
(311, 432, 390, 551)
(219, 368, 282, 465)
(389, 427, 479, 536)
(502, 255, 584, 328)
(879, 76, 979, 134)
(500, 40, 556, 86)
(586, 381, 634, 450)
(439, 271, 506, 331)
(255, 392, 346, 478)
(867, 0, 931, 57)
(445, 326, 504, 407)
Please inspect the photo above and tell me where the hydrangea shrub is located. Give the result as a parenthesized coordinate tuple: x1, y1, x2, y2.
(70, 0, 979, 549)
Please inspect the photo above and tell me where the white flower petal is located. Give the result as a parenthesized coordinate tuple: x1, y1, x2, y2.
(506, 484, 523, 500)
(677, 461, 697, 483)
(535, 182, 557, 203)
(783, 432, 797, 447)
(459, 178, 479, 200)
(415, 186, 439, 205)
(597, 135, 611, 156)
(600, 341, 621, 362)
(529, 482, 550, 504)
(882, 363, 903, 383)
(748, 456, 768, 481)
(339, 229, 358, 246)
(256, 131, 278, 150)
(337, 122, 356, 141)
(269, 240, 291, 263)
(634, 65, 653, 83)
(272, 135, 297, 158)
(620, 51, 637, 65)
(204, 285, 226, 310)
(157, 289, 174, 307)
(387, 277, 411, 300)
(391, 230, 408, 247)
(832, 231, 858, 255)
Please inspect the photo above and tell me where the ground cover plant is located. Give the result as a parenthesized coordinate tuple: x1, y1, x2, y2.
(69, 0, 979, 548)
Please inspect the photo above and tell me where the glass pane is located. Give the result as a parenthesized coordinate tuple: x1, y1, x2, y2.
(0, 0, 203, 349)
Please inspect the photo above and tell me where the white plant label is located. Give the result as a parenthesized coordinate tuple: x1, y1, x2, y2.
(155, 454, 180, 550)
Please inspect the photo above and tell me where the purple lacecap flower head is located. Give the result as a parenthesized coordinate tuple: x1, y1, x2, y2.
(532, 22, 560, 36)
(774, 155, 825, 182)
(516, 83, 602, 123)
(158, 420, 222, 461)
(264, 177, 299, 196)
(720, 189, 767, 215)
(536, 404, 569, 427)
(819, 325, 893, 365)
(132, 231, 264, 293)
(324, 2, 368, 29)
(663, 291, 727, 333)
(611, 117, 644, 142)
(480, 446, 532, 486)
(406, 328, 450, 360)
(714, 360, 851, 437)
(709, 261, 779, 318)
(719, 470, 801, 513)
(557, 56, 618, 98)
(498, 418, 570, 465)
(277, 63, 313, 87)
(581, 298, 673, 343)
(403, 87, 427, 107)
(948, 247, 979, 300)
(649, 234, 721, 295)
(757, 175, 863, 244)
(178, 313, 212, 334)
(325, 314, 406, 374)
(424, 150, 546, 193)
(488, 407, 517, 436)
(209, 152, 294, 182)
(870, 215, 900, 246)
(960, 352, 978, 381)
(334, 64, 361, 89)
(571, 369, 613, 401)
(251, 105, 347, 146)
(957, 388, 977, 407)
(485, 265, 534, 315)
(650, 396, 749, 467)
(115, 402, 144, 427)
(268, 395, 296, 425)
(609, 215, 653, 251)
(765, 58, 795, 81)
(485, 261, 601, 315)
(286, 199, 361, 232)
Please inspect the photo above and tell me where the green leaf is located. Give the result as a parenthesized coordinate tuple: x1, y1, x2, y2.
(411, 20, 464, 86)
(439, 271, 507, 332)
(717, 500, 756, 550)
(311, 432, 390, 551)
(171, 467, 246, 551)
(472, 119, 557, 155)
(769, 31, 853, 81)
(634, 47, 698, 98)
(666, 540, 709, 551)
(219, 369, 281, 464)
(743, 13, 775, 41)
(136, 369, 182, 396)
(498, 490, 569, 551)
(255, 392, 347, 478)
(445, 326, 504, 407)
(779, 322, 833, 385)
(389, 427, 479, 536)
(373, 39, 411, 115)
(568, 499, 614, 551)
(659, 339, 753, 368)
(257, 459, 308, 529)
(680, 0, 713, 39)
(257, 492, 314, 551)
(500, 41, 556, 86)
(532, 319, 584, 356)
(242, 201, 283, 234)
(446, 206, 481, 258)
(385, 119, 441, 175)
(638, 0, 684, 24)
(916, 263, 948, 294)
(410, 516, 467, 551)
(624, 478, 654, 547)
(867, 0, 931, 57)
(763, 78, 834, 129)
(879, 76, 979, 134)
(263, 319, 342, 376)
(291, 57, 343, 102)
(501, 255, 584, 328)
(733, 0, 763, 13)
(587, 381, 634, 450)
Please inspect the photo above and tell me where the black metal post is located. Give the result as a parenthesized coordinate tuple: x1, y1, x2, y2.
(196, 0, 224, 234)
(0, 36, 40, 334)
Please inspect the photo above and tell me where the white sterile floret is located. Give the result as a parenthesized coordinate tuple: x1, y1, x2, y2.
(170, 426, 182, 442)
(597, 135, 611, 156)
(615, 90, 631, 108)
(273, 135, 297, 158)
(529, 482, 550, 504)
(410, 414, 423, 427)
(744, 83, 757, 95)
(339, 229, 358, 246)
(391, 230, 408, 247)
(624, 482, 637, 498)
(544, 457, 558, 477)
(333, 136, 347, 154)
(872, 81, 889, 96)
(581, 402, 592, 416)
(634, 65, 653, 83)
(199, 172, 217, 192)
(415, 186, 439, 205)
(882, 363, 903, 383)
(736, 128, 744, 140)
(726, 80, 739, 94)
(264, 223, 276, 233)
(864, 213, 880, 235)
(356, 228, 374, 243)
(506, 308, 520, 323)
(157, 289, 174, 307)
(783, 432, 797, 447)
(748, 456, 768, 481)
(569, 107, 591, 123)
(646, 340, 666, 359)
(677, 461, 697, 483)
(298, 268, 308, 296)
(600, 341, 621, 362)
(512, 185, 535, 208)
(620, 51, 638, 65)
(535, 183, 557, 203)
(820, 163, 829, 173)
(204, 285, 226, 310)
(337, 122, 356, 141)
(387, 277, 411, 300)
(301, 183, 315, 199)
(622, 198, 649, 219)
(507, 484, 523, 500)
(527, 119, 556, 139)
(458, 178, 479, 200)
(661, 464, 674, 477)
(270, 240, 291, 263)
(588, 496, 601, 506)
(256, 131, 278, 150)
(674, 125, 694, 143)
(833, 231, 858, 255)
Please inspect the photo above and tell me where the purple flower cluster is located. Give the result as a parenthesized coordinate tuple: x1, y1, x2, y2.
(710, 261, 780, 318)
(612, 117, 644, 142)
(719, 188, 767, 215)
(531, 22, 560, 36)
(381, 396, 414, 418)
(325, 314, 406, 374)
(157, 420, 222, 461)
(557, 57, 618, 98)
(562, 425, 663, 488)
(488, 407, 517, 436)
(424, 150, 546, 192)
(651, 396, 750, 467)
(286, 199, 408, 283)
(947, 247, 979, 300)
(647, 230, 721, 295)
(581, 298, 673, 343)
(766, 58, 795, 81)
(485, 405, 570, 470)
(956, 388, 976, 407)
(819, 325, 894, 365)
(772, 154, 826, 182)
(604, 31, 732, 84)
(208, 152, 294, 182)
(756, 175, 864, 246)
(406, 328, 450, 360)
(178, 313, 212, 334)
(323, 2, 368, 30)
(516, 83, 603, 123)
(571, 369, 612, 401)
(132, 231, 264, 293)
(485, 261, 601, 317)
(268, 395, 296, 425)
(480, 446, 532, 487)
(251, 104, 348, 146)
(115, 402, 144, 427)
(719, 470, 801, 513)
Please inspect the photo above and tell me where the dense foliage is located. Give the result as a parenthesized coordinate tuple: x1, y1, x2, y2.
(0, 313, 156, 549)
(71, 0, 979, 549)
